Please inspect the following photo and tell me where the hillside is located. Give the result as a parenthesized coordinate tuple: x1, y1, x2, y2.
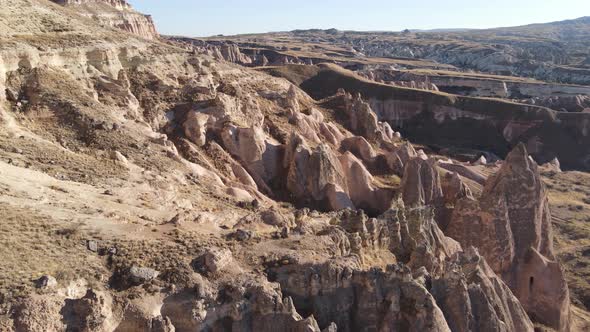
(193, 17, 590, 85)
(0, 2, 589, 332)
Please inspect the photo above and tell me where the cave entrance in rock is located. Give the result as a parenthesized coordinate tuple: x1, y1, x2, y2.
(529, 276, 535, 293)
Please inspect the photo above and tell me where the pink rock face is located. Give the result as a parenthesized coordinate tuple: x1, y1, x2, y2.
(446, 143, 570, 331)
(339, 152, 394, 213)
(221, 126, 266, 165)
(282, 135, 394, 213)
(400, 157, 443, 207)
(344, 93, 381, 141)
(340, 136, 376, 163)
(385, 142, 417, 175)
(433, 247, 535, 332)
(440, 172, 473, 205)
(284, 135, 351, 210)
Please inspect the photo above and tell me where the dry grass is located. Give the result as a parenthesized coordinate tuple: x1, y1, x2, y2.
(543, 170, 590, 310)
(0, 203, 106, 303)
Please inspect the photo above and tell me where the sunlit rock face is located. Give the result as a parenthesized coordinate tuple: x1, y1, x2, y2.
(447, 143, 571, 331)
(0, 1, 579, 331)
(50, 0, 159, 40)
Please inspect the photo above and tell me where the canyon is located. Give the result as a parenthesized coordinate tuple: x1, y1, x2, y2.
(0, 1, 589, 332)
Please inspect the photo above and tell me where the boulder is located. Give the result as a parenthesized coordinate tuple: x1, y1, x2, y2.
(541, 157, 562, 173)
(261, 209, 293, 228)
(184, 161, 225, 187)
(183, 111, 210, 146)
(202, 248, 233, 274)
(473, 155, 487, 165)
(110, 150, 129, 167)
(226, 187, 254, 202)
(35, 275, 57, 289)
(128, 266, 159, 285)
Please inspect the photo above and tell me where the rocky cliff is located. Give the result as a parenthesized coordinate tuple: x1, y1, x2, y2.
(446, 144, 571, 331)
(0, 0, 582, 331)
(268, 63, 590, 171)
(364, 69, 590, 113)
(50, 0, 159, 39)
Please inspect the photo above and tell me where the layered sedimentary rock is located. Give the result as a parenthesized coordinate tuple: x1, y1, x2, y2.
(446, 144, 571, 331)
(212, 43, 254, 65)
(519, 95, 590, 113)
(52, 0, 129, 8)
(50, 0, 159, 39)
(12, 278, 323, 332)
(432, 247, 534, 332)
(269, 207, 535, 332)
(0, 1, 580, 331)
(273, 258, 452, 332)
(342, 92, 399, 143)
(367, 69, 590, 113)
(290, 64, 590, 171)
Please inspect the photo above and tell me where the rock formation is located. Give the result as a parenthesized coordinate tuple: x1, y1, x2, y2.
(339, 152, 394, 214)
(400, 157, 443, 207)
(519, 95, 590, 113)
(446, 144, 571, 331)
(344, 93, 381, 141)
(284, 138, 353, 211)
(0, 1, 581, 331)
(432, 247, 534, 332)
(273, 64, 590, 171)
(202, 43, 255, 65)
(268, 207, 535, 332)
(273, 258, 453, 332)
(50, 0, 159, 39)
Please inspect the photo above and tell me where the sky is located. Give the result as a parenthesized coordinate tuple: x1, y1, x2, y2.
(129, 0, 590, 37)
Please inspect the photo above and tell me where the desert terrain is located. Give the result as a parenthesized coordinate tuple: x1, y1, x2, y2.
(0, 1, 590, 331)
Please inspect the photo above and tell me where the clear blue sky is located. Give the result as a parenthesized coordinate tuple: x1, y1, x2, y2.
(129, 0, 590, 37)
